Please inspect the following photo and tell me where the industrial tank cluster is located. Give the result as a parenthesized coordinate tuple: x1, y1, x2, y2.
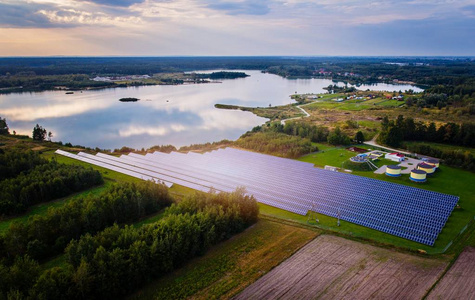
(385, 158, 439, 183)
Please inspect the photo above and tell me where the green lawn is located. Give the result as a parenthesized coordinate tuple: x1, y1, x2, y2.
(305, 96, 393, 112)
(338, 103, 373, 111)
(376, 99, 405, 107)
(297, 150, 475, 253)
(300, 146, 356, 168)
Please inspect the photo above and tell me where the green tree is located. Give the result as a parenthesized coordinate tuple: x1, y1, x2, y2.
(327, 127, 351, 146)
(32, 124, 47, 141)
(355, 131, 365, 144)
(0, 117, 9, 135)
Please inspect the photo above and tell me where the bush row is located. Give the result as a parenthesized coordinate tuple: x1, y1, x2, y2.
(0, 181, 172, 262)
(0, 161, 103, 215)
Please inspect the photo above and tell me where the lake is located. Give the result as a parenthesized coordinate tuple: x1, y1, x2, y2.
(0, 71, 422, 149)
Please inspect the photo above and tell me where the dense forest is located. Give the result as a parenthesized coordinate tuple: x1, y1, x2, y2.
(0, 149, 103, 215)
(0, 188, 258, 299)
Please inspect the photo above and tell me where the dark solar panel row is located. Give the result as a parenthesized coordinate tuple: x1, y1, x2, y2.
(55, 148, 459, 246)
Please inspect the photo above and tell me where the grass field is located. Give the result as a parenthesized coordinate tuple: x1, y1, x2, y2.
(304, 94, 396, 112)
(129, 219, 319, 300)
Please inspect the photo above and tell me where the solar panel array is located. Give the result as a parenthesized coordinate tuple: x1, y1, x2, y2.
(55, 148, 459, 246)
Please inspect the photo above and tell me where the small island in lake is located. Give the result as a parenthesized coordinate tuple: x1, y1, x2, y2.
(119, 97, 140, 102)
(193, 71, 250, 80)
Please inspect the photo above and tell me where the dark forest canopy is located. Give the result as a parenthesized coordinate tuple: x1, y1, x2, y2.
(0, 56, 473, 78)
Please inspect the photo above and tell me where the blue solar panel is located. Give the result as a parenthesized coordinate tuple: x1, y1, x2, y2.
(55, 148, 459, 246)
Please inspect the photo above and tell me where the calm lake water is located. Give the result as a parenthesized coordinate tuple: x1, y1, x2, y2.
(0, 71, 422, 149)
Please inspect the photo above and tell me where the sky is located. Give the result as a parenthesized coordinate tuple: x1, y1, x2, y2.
(0, 0, 474, 56)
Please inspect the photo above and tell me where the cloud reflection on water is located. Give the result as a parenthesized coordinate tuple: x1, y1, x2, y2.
(0, 71, 422, 149)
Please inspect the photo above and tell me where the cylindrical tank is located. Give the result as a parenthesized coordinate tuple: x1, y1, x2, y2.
(418, 163, 435, 174)
(426, 158, 440, 168)
(385, 165, 401, 177)
(410, 169, 427, 182)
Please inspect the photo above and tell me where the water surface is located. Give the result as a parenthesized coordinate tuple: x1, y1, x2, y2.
(0, 71, 422, 149)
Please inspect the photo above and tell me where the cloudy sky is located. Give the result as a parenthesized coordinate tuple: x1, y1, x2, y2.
(0, 0, 474, 56)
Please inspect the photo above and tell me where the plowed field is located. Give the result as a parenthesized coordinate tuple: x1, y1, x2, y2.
(428, 247, 475, 300)
(235, 235, 447, 299)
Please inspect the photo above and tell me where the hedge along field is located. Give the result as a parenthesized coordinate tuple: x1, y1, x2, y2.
(0, 188, 259, 299)
(0, 158, 104, 216)
(0, 181, 172, 263)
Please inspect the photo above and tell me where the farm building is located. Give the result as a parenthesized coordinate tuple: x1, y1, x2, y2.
(385, 152, 405, 162)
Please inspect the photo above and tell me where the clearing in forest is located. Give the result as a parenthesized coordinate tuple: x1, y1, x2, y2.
(235, 235, 447, 300)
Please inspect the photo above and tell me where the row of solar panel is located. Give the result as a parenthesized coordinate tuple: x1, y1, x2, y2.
(56, 149, 458, 246)
(146, 150, 454, 223)
(57, 149, 307, 215)
(141, 149, 458, 245)
(219, 149, 456, 206)
(140, 150, 442, 241)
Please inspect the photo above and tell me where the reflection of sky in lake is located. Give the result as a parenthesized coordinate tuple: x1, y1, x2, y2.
(0, 71, 423, 149)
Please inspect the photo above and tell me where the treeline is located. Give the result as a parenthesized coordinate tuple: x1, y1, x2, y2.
(378, 115, 475, 171)
(148, 144, 178, 153)
(406, 92, 475, 113)
(253, 122, 329, 143)
(0, 160, 103, 215)
(0, 149, 47, 181)
(0, 74, 115, 92)
(253, 121, 352, 146)
(178, 140, 233, 152)
(0, 189, 258, 299)
(0, 181, 171, 262)
(378, 115, 475, 148)
(405, 144, 474, 171)
(235, 131, 317, 158)
(1, 56, 471, 80)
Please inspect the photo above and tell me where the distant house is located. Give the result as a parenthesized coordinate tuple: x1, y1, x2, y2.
(385, 152, 405, 162)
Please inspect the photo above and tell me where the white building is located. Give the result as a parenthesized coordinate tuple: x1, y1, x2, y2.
(385, 152, 405, 162)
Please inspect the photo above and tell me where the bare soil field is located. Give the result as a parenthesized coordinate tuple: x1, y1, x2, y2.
(235, 235, 447, 300)
(428, 247, 475, 300)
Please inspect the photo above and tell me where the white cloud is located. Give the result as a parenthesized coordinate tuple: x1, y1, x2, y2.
(37, 8, 143, 27)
